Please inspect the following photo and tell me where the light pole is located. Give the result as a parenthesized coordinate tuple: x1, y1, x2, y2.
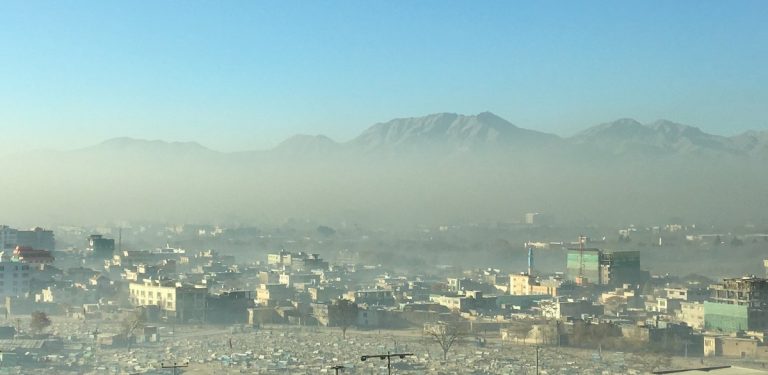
(360, 351, 413, 375)
(535, 345, 540, 375)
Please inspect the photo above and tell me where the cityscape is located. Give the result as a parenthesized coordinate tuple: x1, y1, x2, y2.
(2, 1, 768, 374)
(0, 217, 766, 373)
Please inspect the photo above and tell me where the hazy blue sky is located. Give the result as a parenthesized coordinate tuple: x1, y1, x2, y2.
(1, 1, 766, 152)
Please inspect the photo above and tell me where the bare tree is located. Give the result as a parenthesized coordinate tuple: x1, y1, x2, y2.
(508, 320, 533, 345)
(121, 308, 146, 351)
(331, 298, 358, 339)
(425, 321, 467, 360)
(29, 311, 52, 334)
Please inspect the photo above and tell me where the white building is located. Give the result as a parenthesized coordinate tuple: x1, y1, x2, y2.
(128, 280, 208, 322)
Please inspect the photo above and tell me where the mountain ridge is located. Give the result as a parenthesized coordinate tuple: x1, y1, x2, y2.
(73, 112, 766, 157)
(85, 137, 215, 154)
(3, 113, 765, 227)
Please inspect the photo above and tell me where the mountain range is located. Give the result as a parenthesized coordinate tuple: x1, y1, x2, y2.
(2, 112, 766, 227)
(78, 112, 767, 159)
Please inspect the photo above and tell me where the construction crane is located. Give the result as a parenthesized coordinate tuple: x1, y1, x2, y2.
(578, 235, 587, 284)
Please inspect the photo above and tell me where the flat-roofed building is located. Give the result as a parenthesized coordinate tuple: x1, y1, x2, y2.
(128, 280, 208, 322)
(510, 273, 558, 297)
(540, 298, 604, 320)
(88, 235, 115, 260)
(346, 289, 396, 306)
(12, 246, 54, 265)
(15, 227, 54, 252)
(0, 262, 34, 301)
(566, 249, 647, 286)
(679, 301, 705, 330)
(256, 283, 293, 306)
(0, 226, 17, 251)
(705, 277, 768, 332)
(266, 251, 328, 271)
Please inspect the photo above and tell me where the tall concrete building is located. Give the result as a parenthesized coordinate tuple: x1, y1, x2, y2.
(600, 251, 644, 285)
(0, 226, 17, 251)
(566, 248, 601, 284)
(566, 249, 646, 286)
(15, 227, 54, 252)
(705, 277, 768, 332)
(87, 235, 115, 259)
(0, 262, 34, 301)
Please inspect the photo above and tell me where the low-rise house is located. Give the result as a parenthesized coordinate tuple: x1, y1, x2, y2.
(540, 298, 604, 320)
(430, 290, 497, 313)
(256, 283, 294, 306)
(206, 290, 255, 324)
(307, 286, 343, 303)
(346, 289, 396, 307)
(704, 333, 768, 359)
(678, 301, 705, 329)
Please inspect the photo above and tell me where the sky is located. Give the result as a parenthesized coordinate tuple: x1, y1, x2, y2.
(1, 1, 767, 152)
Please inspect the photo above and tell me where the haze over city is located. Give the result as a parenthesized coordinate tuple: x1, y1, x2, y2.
(1, 1, 768, 374)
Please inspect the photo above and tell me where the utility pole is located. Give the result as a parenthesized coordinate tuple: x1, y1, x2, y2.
(92, 327, 99, 356)
(330, 364, 345, 374)
(361, 351, 413, 375)
(535, 345, 540, 375)
(161, 362, 189, 375)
